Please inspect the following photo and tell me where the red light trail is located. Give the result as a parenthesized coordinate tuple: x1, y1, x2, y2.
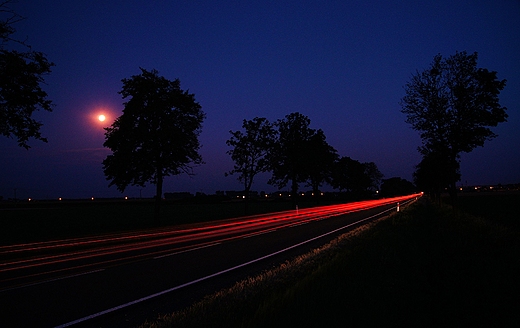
(0, 194, 421, 290)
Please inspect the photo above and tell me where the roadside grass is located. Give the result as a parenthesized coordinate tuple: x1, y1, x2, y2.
(141, 196, 520, 327)
(453, 191, 520, 231)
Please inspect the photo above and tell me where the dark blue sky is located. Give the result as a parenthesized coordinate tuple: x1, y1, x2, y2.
(1, 0, 519, 199)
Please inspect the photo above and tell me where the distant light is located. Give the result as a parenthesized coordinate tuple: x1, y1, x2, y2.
(242, 195, 246, 199)
(124, 196, 128, 200)
(91, 197, 95, 200)
(58, 197, 62, 201)
(98, 114, 106, 122)
(28, 198, 32, 202)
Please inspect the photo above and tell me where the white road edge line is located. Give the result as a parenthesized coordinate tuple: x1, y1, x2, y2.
(54, 202, 411, 328)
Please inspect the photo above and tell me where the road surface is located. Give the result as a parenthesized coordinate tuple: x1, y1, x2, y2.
(0, 194, 421, 327)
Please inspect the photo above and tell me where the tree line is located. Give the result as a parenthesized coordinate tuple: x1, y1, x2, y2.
(225, 113, 385, 202)
(101, 68, 387, 220)
(2, 2, 508, 219)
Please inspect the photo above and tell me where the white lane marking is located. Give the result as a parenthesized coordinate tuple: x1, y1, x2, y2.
(153, 243, 221, 260)
(54, 203, 408, 328)
(1, 269, 105, 293)
(243, 231, 269, 238)
(4, 243, 222, 292)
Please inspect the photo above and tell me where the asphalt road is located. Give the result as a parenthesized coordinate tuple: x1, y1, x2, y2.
(0, 196, 419, 327)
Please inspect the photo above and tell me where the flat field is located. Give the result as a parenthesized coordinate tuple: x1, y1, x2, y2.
(454, 190, 520, 230)
(0, 198, 330, 246)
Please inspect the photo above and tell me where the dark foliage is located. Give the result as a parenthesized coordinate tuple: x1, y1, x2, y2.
(268, 112, 338, 202)
(302, 129, 338, 196)
(413, 143, 460, 201)
(268, 112, 315, 198)
(226, 117, 276, 199)
(103, 68, 205, 220)
(0, 0, 54, 149)
(380, 176, 416, 197)
(401, 51, 507, 202)
(331, 156, 383, 198)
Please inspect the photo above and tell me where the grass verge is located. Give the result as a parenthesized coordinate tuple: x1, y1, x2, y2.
(140, 197, 520, 327)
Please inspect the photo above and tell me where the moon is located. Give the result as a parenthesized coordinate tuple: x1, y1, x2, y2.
(98, 114, 106, 122)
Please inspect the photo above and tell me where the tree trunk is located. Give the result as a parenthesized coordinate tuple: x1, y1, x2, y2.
(244, 187, 250, 216)
(312, 181, 320, 204)
(291, 177, 299, 208)
(448, 179, 457, 209)
(448, 150, 459, 209)
(154, 170, 163, 224)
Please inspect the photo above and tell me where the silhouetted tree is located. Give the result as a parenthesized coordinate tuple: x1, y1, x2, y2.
(103, 68, 205, 222)
(343, 158, 368, 197)
(268, 112, 315, 204)
(226, 117, 276, 210)
(413, 143, 460, 203)
(401, 51, 507, 204)
(0, 0, 54, 149)
(303, 129, 338, 199)
(331, 157, 383, 199)
(330, 156, 351, 193)
(363, 161, 383, 193)
(380, 177, 415, 197)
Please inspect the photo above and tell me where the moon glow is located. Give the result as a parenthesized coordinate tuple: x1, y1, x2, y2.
(98, 114, 106, 122)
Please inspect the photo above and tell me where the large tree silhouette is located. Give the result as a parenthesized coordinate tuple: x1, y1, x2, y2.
(303, 129, 338, 198)
(268, 112, 315, 203)
(103, 68, 205, 221)
(0, 0, 54, 149)
(226, 117, 276, 207)
(363, 161, 384, 194)
(401, 51, 507, 203)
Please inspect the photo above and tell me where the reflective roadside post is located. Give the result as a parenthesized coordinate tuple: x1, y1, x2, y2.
(397, 202, 400, 212)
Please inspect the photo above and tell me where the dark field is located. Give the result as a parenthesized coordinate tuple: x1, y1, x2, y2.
(0, 198, 333, 246)
(454, 190, 520, 230)
(2, 191, 518, 246)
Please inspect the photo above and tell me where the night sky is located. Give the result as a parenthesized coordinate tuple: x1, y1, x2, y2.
(1, 0, 519, 200)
